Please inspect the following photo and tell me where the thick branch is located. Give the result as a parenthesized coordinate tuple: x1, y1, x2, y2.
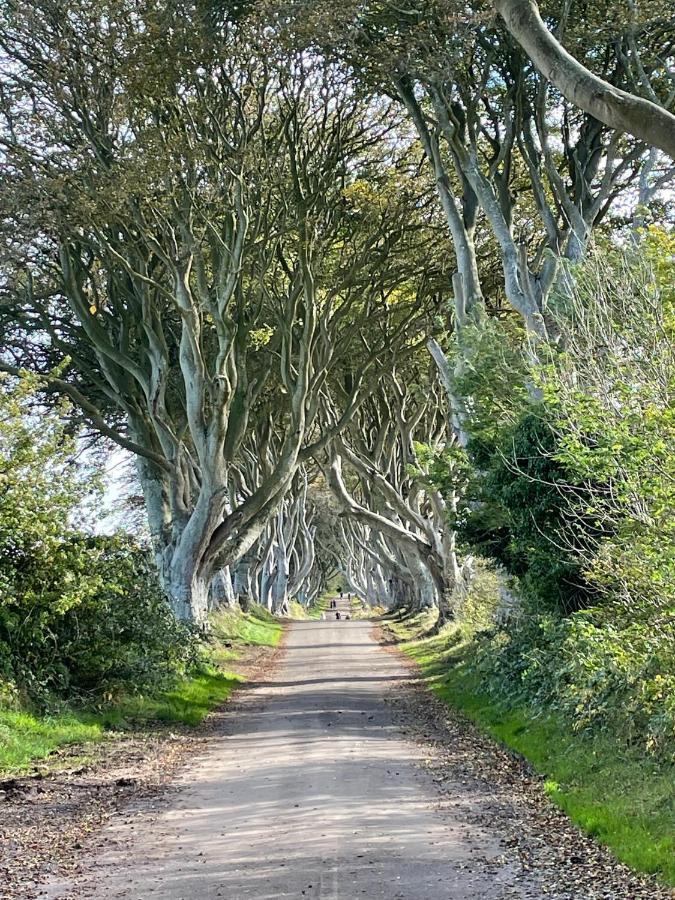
(495, 0, 675, 158)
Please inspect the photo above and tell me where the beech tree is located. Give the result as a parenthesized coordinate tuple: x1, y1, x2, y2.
(278, 0, 673, 333)
(0, 1, 436, 619)
(494, 0, 675, 158)
(323, 361, 472, 621)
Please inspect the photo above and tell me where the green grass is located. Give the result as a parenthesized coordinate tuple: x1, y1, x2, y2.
(394, 620, 675, 888)
(288, 598, 334, 620)
(210, 603, 283, 648)
(0, 669, 243, 773)
(288, 593, 355, 620)
(95, 670, 244, 729)
(0, 708, 105, 774)
(306, 597, 327, 619)
(303, 593, 331, 619)
(0, 605, 284, 776)
(349, 595, 375, 618)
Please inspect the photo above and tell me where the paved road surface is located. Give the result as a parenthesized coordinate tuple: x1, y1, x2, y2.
(41, 605, 528, 899)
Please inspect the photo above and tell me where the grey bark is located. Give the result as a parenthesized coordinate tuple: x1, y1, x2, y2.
(495, 0, 675, 158)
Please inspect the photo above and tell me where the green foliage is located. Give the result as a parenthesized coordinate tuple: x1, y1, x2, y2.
(543, 229, 675, 617)
(424, 232, 675, 769)
(1, 534, 200, 706)
(0, 373, 100, 619)
(451, 316, 531, 443)
(473, 608, 675, 760)
(458, 412, 601, 614)
(0, 374, 198, 706)
(0, 604, 285, 775)
(397, 623, 675, 886)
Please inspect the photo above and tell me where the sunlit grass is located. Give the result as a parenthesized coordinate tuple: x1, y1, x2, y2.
(0, 604, 284, 775)
(397, 622, 675, 887)
(0, 708, 104, 774)
(210, 604, 283, 648)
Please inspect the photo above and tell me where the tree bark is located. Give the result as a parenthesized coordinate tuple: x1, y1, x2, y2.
(494, 0, 675, 158)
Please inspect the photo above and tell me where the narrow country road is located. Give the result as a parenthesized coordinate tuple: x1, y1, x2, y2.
(38, 604, 669, 900)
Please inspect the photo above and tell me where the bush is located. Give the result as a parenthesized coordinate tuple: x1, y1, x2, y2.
(0, 374, 198, 707)
(458, 412, 603, 614)
(1, 535, 200, 706)
(473, 606, 675, 761)
(433, 232, 675, 763)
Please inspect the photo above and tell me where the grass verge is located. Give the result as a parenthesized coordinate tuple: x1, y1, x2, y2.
(0, 605, 282, 776)
(387, 616, 675, 888)
(291, 594, 330, 620)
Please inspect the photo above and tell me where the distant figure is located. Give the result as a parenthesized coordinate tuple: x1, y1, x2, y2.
(335, 611, 341, 620)
(321, 612, 325, 620)
(345, 614, 351, 621)
(339, 590, 344, 599)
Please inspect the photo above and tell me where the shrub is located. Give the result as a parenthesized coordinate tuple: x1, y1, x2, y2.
(457, 411, 603, 614)
(473, 606, 675, 761)
(435, 232, 675, 762)
(0, 374, 198, 707)
(1, 535, 200, 706)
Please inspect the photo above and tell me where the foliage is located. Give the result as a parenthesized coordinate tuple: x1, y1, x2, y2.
(0, 603, 284, 775)
(392, 621, 675, 886)
(1, 534, 200, 706)
(543, 230, 675, 617)
(473, 607, 675, 760)
(0, 374, 198, 704)
(422, 232, 675, 766)
(0, 373, 99, 619)
(459, 412, 602, 614)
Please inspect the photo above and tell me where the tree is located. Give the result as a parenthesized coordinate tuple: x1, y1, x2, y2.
(324, 362, 471, 620)
(280, 0, 673, 335)
(494, 0, 675, 158)
(0, 1, 436, 619)
(0, 374, 99, 632)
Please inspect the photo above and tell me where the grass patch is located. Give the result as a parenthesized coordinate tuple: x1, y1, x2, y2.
(287, 599, 328, 620)
(306, 594, 329, 619)
(295, 593, 338, 620)
(93, 670, 244, 729)
(210, 604, 283, 648)
(395, 621, 675, 888)
(0, 708, 105, 775)
(306, 594, 330, 619)
(0, 669, 242, 773)
(0, 604, 285, 776)
(349, 596, 379, 618)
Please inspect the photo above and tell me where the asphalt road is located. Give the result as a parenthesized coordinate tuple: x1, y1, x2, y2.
(40, 603, 530, 899)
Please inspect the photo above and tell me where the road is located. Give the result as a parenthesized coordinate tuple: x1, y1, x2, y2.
(38, 601, 658, 900)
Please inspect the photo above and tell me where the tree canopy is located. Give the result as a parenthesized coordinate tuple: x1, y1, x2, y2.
(0, 0, 673, 766)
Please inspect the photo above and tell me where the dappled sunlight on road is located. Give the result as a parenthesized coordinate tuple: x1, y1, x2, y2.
(39, 619, 524, 900)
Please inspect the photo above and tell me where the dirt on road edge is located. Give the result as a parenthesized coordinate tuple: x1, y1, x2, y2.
(0, 638, 286, 900)
(374, 621, 674, 900)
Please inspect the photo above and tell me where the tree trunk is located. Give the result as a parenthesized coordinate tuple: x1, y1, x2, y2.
(209, 567, 237, 611)
(160, 551, 210, 622)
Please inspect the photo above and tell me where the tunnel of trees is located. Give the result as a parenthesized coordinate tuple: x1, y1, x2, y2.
(0, 0, 673, 765)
